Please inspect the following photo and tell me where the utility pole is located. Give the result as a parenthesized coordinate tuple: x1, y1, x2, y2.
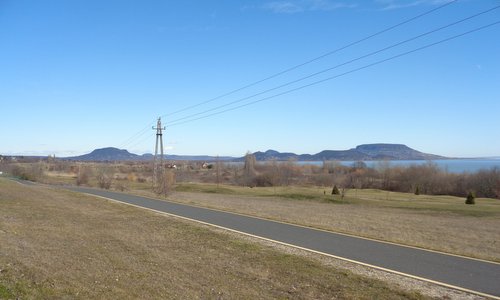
(152, 117, 165, 192)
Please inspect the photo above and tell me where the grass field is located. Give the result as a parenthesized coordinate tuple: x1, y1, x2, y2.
(175, 183, 500, 216)
(162, 183, 500, 262)
(0, 178, 429, 299)
(11, 167, 500, 262)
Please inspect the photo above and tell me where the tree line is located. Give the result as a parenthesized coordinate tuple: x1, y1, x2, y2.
(239, 154, 500, 199)
(2, 155, 499, 199)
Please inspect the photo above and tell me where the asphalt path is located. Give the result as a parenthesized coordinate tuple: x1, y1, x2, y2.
(67, 186, 500, 298)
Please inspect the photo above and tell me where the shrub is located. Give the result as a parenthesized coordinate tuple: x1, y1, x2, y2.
(97, 171, 113, 189)
(10, 165, 27, 179)
(155, 170, 176, 196)
(331, 185, 340, 195)
(254, 173, 274, 187)
(414, 186, 420, 195)
(465, 191, 475, 205)
(10, 163, 44, 182)
(115, 183, 127, 192)
(76, 166, 92, 186)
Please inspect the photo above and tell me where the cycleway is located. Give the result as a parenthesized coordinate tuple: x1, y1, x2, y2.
(68, 186, 500, 298)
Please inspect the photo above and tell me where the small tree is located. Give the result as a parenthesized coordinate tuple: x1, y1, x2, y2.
(465, 191, 475, 205)
(341, 187, 349, 201)
(331, 185, 340, 195)
(76, 165, 92, 186)
(97, 168, 113, 189)
(414, 185, 420, 195)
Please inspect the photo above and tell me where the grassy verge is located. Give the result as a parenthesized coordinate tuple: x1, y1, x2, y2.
(0, 178, 426, 299)
(175, 183, 500, 216)
(163, 183, 500, 262)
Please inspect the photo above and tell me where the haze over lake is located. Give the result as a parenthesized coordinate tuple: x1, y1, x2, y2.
(297, 159, 500, 174)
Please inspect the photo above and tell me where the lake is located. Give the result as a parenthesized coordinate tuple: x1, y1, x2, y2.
(297, 159, 500, 174)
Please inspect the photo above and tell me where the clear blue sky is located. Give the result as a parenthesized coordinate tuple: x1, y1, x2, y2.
(1, 0, 499, 158)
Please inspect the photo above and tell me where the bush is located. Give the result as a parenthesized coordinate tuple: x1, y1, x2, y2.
(10, 163, 44, 182)
(254, 173, 274, 187)
(115, 183, 127, 192)
(97, 172, 113, 189)
(155, 170, 176, 195)
(76, 166, 92, 186)
(332, 185, 340, 195)
(465, 191, 475, 205)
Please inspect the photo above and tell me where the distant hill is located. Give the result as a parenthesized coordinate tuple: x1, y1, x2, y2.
(163, 155, 234, 161)
(66, 147, 234, 162)
(241, 144, 445, 161)
(66, 144, 445, 162)
(353, 144, 444, 160)
(66, 147, 141, 161)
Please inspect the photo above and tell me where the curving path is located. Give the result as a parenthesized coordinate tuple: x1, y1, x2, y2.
(68, 186, 500, 298)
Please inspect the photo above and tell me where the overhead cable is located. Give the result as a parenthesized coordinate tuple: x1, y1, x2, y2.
(165, 20, 500, 128)
(119, 0, 459, 147)
(164, 5, 500, 126)
(160, 0, 458, 119)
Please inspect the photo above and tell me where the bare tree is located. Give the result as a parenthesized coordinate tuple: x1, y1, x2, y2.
(279, 159, 299, 186)
(159, 169, 176, 196)
(216, 155, 221, 189)
(243, 152, 256, 177)
(243, 152, 256, 186)
(76, 164, 92, 186)
(270, 159, 280, 194)
(96, 166, 113, 189)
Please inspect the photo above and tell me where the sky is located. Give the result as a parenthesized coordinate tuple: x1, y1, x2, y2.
(1, 0, 499, 158)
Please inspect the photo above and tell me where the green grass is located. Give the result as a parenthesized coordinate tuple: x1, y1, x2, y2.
(347, 189, 500, 217)
(0, 284, 14, 299)
(175, 183, 236, 194)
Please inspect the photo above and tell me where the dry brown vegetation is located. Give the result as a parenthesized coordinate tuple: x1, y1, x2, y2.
(0, 179, 428, 299)
(1, 158, 499, 263)
(3, 156, 499, 199)
(167, 186, 500, 262)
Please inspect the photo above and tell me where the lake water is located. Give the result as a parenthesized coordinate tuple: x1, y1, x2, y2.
(297, 159, 500, 174)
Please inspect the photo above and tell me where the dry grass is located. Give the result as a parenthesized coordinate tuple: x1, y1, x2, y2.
(161, 184, 500, 262)
(15, 163, 500, 262)
(0, 178, 426, 299)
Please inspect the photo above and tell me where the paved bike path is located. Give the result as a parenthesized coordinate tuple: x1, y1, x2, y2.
(68, 187, 500, 298)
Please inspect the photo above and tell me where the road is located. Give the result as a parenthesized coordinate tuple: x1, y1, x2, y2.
(68, 186, 500, 298)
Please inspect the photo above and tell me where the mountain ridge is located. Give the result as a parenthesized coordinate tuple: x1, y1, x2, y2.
(247, 144, 444, 161)
(65, 144, 446, 162)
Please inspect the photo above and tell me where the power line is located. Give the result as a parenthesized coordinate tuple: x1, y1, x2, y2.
(119, 122, 154, 149)
(160, 0, 458, 119)
(164, 5, 500, 126)
(165, 20, 500, 128)
(118, 1, 457, 147)
(119, 0, 460, 147)
(126, 132, 155, 151)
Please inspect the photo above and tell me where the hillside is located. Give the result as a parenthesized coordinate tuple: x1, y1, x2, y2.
(66, 147, 141, 161)
(247, 144, 445, 161)
(66, 148, 234, 162)
(66, 144, 445, 162)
